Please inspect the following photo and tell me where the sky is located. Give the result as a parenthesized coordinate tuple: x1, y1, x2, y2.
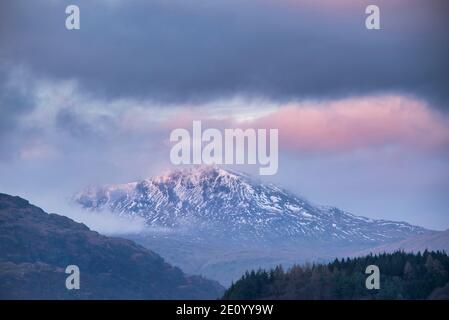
(0, 0, 448, 231)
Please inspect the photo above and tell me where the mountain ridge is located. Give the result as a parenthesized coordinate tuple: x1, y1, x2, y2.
(74, 166, 428, 245)
(0, 192, 224, 299)
(354, 229, 449, 257)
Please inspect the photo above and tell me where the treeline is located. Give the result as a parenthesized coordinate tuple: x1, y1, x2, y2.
(223, 251, 449, 300)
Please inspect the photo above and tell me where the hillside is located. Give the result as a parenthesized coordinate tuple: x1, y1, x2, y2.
(223, 251, 449, 300)
(0, 193, 224, 299)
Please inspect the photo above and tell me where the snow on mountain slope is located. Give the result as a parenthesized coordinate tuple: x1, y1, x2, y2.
(74, 166, 427, 245)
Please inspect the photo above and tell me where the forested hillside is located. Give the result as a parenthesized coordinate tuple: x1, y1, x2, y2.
(223, 251, 449, 300)
(0, 193, 224, 299)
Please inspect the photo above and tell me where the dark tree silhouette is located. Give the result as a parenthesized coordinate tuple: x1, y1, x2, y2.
(223, 251, 449, 300)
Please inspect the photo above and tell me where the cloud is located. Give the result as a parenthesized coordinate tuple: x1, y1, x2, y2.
(52, 204, 148, 235)
(250, 95, 449, 153)
(157, 94, 449, 155)
(0, 65, 40, 160)
(19, 141, 58, 161)
(0, 0, 448, 107)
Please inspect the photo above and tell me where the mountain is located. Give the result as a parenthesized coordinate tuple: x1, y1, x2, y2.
(74, 166, 426, 244)
(73, 166, 430, 285)
(355, 229, 449, 256)
(0, 193, 224, 299)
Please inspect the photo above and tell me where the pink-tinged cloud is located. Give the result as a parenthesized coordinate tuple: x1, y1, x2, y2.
(250, 95, 449, 153)
(19, 140, 59, 161)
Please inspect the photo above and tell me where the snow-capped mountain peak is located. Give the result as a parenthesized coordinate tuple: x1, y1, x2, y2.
(74, 166, 427, 244)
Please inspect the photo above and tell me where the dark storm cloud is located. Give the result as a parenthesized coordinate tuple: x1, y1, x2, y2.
(0, 0, 448, 106)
